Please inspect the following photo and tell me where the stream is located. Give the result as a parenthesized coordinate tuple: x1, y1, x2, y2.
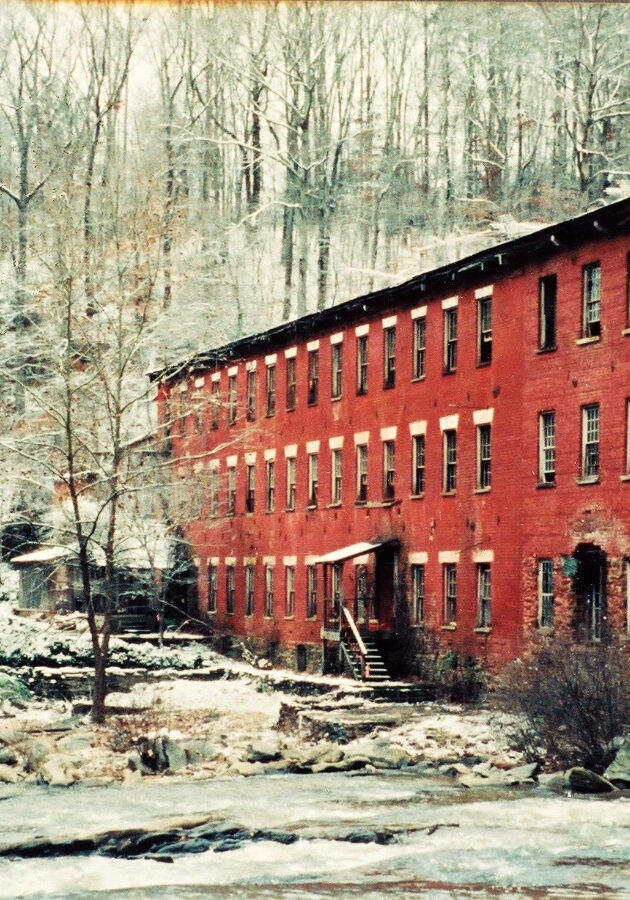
(2, 772, 630, 898)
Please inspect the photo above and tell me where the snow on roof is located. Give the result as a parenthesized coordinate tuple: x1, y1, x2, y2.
(11, 546, 72, 565)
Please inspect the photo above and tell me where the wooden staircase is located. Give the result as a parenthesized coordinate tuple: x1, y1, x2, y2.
(340, 603, 391, 683)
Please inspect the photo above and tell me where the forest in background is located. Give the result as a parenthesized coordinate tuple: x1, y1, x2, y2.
(0, 1, 629, 363)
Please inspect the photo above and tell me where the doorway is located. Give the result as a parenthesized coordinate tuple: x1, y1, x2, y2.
(572, 543, 607, 641)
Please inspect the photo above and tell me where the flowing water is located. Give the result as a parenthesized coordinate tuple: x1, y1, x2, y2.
(1, 773, 630, 898)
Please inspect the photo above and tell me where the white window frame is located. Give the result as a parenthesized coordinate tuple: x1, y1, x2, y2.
(538, 558, 554, 628)
(412, 434, 425, 495)
(581, 403, 600, 480)
(476, 424, 492, 490)
(443, 307, 457, 372)
(412, 315, 426, 380)
(443, 429, 457, 493)
(539, 411, 556, 485)
(356, 443, 368, 502)
(245, 565, 255, 616)
(383, 439, 395, 499)
(410, 564, 425, 624)
(331, 342, 343, 399)
(285, 565, 295, 617)
(477, 563, 491, 627)
(331, 448, 343, 504)
(582, 261, 601, 338)
(286, 456, 296, 510)
(443, 563, 457, 623)
(307, 452, 319, 508)
(357, 334, 368, 394)
(265, 566, 274, 617)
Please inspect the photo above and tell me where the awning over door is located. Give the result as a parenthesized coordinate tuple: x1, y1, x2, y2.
(315, 540, 389, 565)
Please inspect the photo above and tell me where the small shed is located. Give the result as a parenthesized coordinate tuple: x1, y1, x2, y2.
(10, 546, 74, 611)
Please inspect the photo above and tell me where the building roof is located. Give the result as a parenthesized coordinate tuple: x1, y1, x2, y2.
(152, 196, 630, 384)
(11, 546, 72, 565)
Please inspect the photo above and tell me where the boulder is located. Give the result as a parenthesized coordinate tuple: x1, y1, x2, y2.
(246, 737, 281, 764)
(163, 737, 188, 772)
(459, 770, 511, 788)
(604, 744, 630, 786)
(56, 735, 92, 753)
(567, 767, 616, 794)
(289, 742, 344, 768)
(538, 771, 570, 791)
(228, 761, 265, 777)
(38, 755, 76, 787)
(345, 741, 413, 770)
(0, 748, 18, 766)
(127, 752, 153, 776)
(504, 762, 539, 784)
(0, 764, 20, 784)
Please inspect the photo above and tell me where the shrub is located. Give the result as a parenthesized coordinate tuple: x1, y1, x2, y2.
(497, 636, 630, 771)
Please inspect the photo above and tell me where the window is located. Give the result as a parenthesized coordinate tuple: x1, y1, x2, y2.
(228, 375, 237, 424)
(266, 460, 275, 512)
(538, 559, 553, 628)
(227, 466, 236, 514)
(477, 564, 491, 627)
(331, 448, 342, 504)
(356, 444, 368, 502)
(581, 403, 600, 479)
(443, 429, 457, 493)
(444, 308, 457, 372)
(444, 564, 457, 623)
(245, 565, 255, 616)
(331, 343, 343, 399)
(626, 399, 630, 474)
(245, 464, 255, 512)
(226, 565, 235, 615)
(286, 356, 296, 410)
(477, 296, 492, 364)
(383, 326, 396, 388)
(208, 564, 217, 612)
(306, 565, 317, 618)
(246, 370, 256, 421)
(193, 396, 203, 434)
(265, 566, 274, 617)
(357, 335, 368, 394)
(266, 364, 276, 416)
(308, 453, 318, 507)
(286, 456, 296, 510)
(539, 411, 556, 485)
(477, 424, 491, 490)
(412, 435, 425, 495)
(210, 469, 219, 516)
(539, 275, 557, 351)
(383, 440, 395, 499)
(412, 317, 426, 379)
(410, 564, 425, 625)
(582, 262, 601, 338)
(285, 566, 295, 617)
(211, 380, 220, 429)
(308, 349, 319, 405)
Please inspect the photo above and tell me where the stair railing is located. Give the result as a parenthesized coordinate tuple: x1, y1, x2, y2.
(341, 603, 369, 679)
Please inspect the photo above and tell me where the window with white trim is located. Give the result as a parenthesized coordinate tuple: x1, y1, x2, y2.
(285, 566, 295, 617)
(477, 563, 491, 627)
(265, 566, 274, 617)
(357, 335, 368, 394)
(308, 452, 318, 507)
(443, 563, 457, 623)
(245, 464, 255, 512)
(286, 356, 296, 411)
(443, 429, 457, 493)
(286, 456, 296, 510)
(477, 296, 492, 364)
(443, 308, 457, 373)
(207, 563, 217, 612)
(306, 565, 317, 618)
(582, 262, 601, 338)
(581, 403, 600, 479)
(331, 343, 343, 399)
(383, 440, 395, 499)
(307, 349, 319, 405)
(211, 380, 220, 429)
(356, 444, 368, 502)
(331, 448, 342, 504)
(266, 364, 276, 416)
(245, 565, 255, 616)
(227, 465, 236, 515)
(246, 370, 256, 421)
(266, 460, 275, 512)
(410, 564, 425, 625)
(476, 424, 491, 490)
(226, 565, 235, 615)
(538, 558, 553, 628)
(383, 327, 396, 388)
(412, 435, 425, 495)
(210, 470, 219, 517)
(228, 375, 237, 424)
(539, 411, 556, 485)
(412, 317, 426, 379)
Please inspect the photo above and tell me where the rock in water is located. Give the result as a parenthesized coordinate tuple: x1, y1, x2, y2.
(604, 744, 630, 786)
(567, 767, 616, 794)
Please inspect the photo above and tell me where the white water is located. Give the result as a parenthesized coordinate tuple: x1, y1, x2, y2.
(2, 773, 630, 898)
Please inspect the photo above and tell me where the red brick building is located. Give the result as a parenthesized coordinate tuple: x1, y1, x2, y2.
(154, 198, 630, 677)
